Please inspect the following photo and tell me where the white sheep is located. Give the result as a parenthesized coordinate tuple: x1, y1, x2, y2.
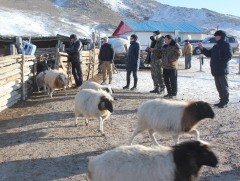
(87, 140, 218, 181)
(78, 81, 113, 95)
(44, 69, 68, 98)
(74, 89, 113, 136)
(36, 71, 47, 93)
(129, 99, 215, 145)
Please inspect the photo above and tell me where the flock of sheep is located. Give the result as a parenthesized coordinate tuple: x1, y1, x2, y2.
(36, 71, 218, 181)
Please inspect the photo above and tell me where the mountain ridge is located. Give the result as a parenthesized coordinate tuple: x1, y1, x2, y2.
(0, 0, 239, 37)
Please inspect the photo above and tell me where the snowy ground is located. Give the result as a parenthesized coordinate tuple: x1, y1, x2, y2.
(0, 56, 239, 180)
(113, 56, 240, 104)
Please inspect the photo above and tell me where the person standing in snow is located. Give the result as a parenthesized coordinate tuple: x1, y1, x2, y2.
(149, 31, 165, 94)
(66, 34, 83, 88)
(161, 35, 181, 99)
(182, 39, 193, 69)
(198, 30, 232, 108)
(123, 34, 140, 90)
(98, 37, 115, 84)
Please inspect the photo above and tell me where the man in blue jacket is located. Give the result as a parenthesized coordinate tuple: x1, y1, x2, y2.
(66, 34, 83, 88)
(198, 30, 232, 108)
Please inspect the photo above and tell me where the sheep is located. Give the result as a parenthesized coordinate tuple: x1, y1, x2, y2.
(78, 81, 113, 95)
(36, 71, 47, 93)
(129, 99, 215, 145)
(74, 89, 113, 136)
(44, 69, 68, 98)
(87, 140, 218, 181)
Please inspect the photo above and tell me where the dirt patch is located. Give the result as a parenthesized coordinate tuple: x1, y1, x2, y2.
(0, 58, 240, 180)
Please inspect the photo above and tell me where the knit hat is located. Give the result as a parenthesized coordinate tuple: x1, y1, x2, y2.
(214, 30, 226, 37)
(130, 34, 138, 40)
(70, 34, 77, 39)
(153, 30, 160, 35)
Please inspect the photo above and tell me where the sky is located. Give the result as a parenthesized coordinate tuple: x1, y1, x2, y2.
(157, 0, 240, 17)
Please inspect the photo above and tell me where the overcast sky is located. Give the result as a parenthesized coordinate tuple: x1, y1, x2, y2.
(157, 0, 240, 17)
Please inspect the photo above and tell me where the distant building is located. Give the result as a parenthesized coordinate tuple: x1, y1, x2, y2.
(112, 20, 206, 49)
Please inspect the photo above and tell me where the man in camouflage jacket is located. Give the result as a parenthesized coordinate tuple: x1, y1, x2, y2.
(161, 35, 181, 98)
(149, 31, 165, 94)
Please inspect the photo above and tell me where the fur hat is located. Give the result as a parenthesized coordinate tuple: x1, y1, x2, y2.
(130, 34, 138, 40)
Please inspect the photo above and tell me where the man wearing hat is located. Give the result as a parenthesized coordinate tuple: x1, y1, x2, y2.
(123, 34, 140, 90)
(149, 30, 165, 94)
(98, 37, 115, 84)
(198, 30, 232, 108)
(161, 35, 181, 99)
(66, 34, 83, 88)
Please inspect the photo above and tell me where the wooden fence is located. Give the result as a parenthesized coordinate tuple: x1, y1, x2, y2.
(0, 49, 99, 112)
(56, 49, 99, 86)
(0, 54, 35, 112)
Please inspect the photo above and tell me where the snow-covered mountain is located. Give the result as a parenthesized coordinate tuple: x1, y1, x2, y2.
(1, 0, 240, 38)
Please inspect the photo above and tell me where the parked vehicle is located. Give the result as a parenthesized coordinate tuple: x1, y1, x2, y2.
(179, 39, 203, 55)
(194, 36, 239, 55)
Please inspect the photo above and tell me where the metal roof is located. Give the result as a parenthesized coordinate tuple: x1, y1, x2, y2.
(123, 20, 204, 33)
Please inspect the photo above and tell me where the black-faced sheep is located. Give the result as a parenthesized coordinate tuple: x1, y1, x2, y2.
(129, 99, 215, 145)
(78, 81, 113, 95)
(87, 140, 218, 181)
(74, 89, 113, 136)
(44, 69, 68, 98)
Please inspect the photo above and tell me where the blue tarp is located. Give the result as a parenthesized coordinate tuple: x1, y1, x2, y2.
(124, 20, 204, 33)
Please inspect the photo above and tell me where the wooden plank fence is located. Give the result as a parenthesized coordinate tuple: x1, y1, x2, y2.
(0, 48, 100, 112)
(57, 49, 99, 87)
(0, 54, 35, 112)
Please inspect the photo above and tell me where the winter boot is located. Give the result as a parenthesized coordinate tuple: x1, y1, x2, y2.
(123, 78, 130, 89)
(130, 78, 137, 91)
(150, 86, 159, 93)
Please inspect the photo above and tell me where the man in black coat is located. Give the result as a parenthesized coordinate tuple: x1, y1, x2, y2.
(198, 30, 232, 108)
(123, 34, 140, 90)
(99, 37, 115, 84)
(66, 34, 83, 88)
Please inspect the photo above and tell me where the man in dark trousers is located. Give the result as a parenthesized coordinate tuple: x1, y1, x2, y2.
(161, 35, 181, 99)
(198, 30, 232, 108)
(66, 34, 83, 88)
(123, 34, 140, 90)
(99, 37, 115, 84)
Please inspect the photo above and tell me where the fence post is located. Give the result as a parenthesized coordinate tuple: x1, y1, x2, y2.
(199, 54, 204, 72)
(238, 55, 240, 74)
(54, 48, 60, 70)
(21, 52, 26, 100)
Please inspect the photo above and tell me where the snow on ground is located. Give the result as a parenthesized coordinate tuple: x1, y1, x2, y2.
(0, 7, 92, 37)
(111, 56, 240, 105)
(101, 0, 130, 12)
(0, 8, 53, 36)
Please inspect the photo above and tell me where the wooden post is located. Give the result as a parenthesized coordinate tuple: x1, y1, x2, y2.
(16, 36, 23, 51)
(238, 55, 240, 74)
(10, 44, 17, 55)
(60, 43, 65, 52)
(92, 32, 96, 78)
(54, 48, 60, 70)
(21, 53, 26, 100)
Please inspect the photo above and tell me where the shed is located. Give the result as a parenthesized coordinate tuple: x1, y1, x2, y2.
(112, 20, 206, 49)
